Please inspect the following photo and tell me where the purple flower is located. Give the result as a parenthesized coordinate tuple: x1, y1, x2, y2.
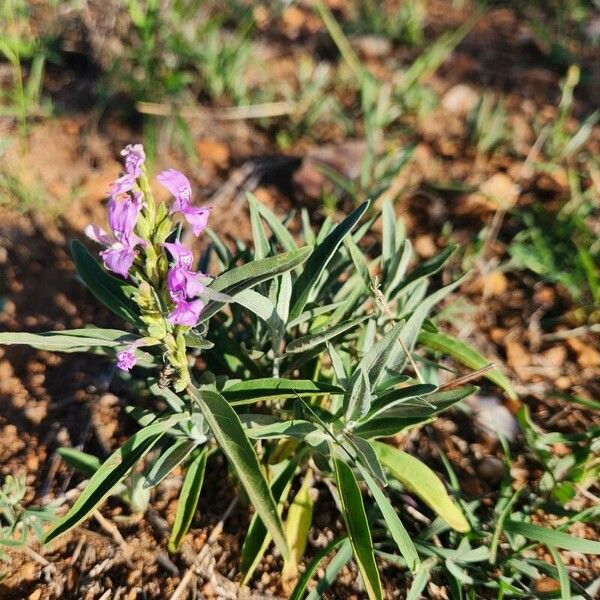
(85, 195, 144, 278)
(117, 348, 137, 371)
(157, 169, 211, 236)
(168, 298, 205, 326)
(167, 266, 205, 299)
(121, 144, 146, 178)
(163, 241, 194, 270)
(110, 174, 135, 196)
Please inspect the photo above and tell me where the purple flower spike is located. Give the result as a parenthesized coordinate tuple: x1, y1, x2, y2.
(168, 298, 205, 326)
(121, 144, 146, 178)
(164, 242, 194, 270)
(157, 169, 211, 236)
(117, 348, 137, 371)
(167, 266, 205, 299)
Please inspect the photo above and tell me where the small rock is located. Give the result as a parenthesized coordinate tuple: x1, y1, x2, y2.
(351, 35, 392, 59)
(480, 173, 519, 209)
(442, 84, 479, 116)
(470, 395, 519, 441)
(541, 346, 567, 368)
(414, 234, 437, 258)
(506, 340, 530, 372)
(477, 456, 505, 483)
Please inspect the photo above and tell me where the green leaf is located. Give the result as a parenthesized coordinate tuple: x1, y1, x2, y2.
(71, 240, 140, 326)
(344, 236, 372, 292)
(0, 328, 140, 353)
(504, 520, 600, 554)
(232, 288, 279, 329)
(45, 414, 185, 543)
(548, 546, 571, 600)
(333, 457, 383, 600)
(286, 315, 368, 354)
(418, 331, 517, 400)
(406, 559, 435, 600)
(359, 320, 405, 386)
(249, 196, 271, 260)
(189, 386, 290, 563)
(144, 438, 197, 488)
(345, 369, 371, 422)
(364, 384, 437, 421)
(240, 461, 297, 583)
(57, 448, 101, 478)
(357, 463, 420, 572)
(373, 441, 469, 533)
(247, 193, 297, 251)
(245, 420, 322, 441)
(393, 245, 457, 296)
(200, 247, 312, 322)
(384, 274, 468, 379)
(305, 538, 353, 600)
(289, 538, 350, 600)
(282, 471, 314, 583)
(355, 386, 476, 438)
(345, 434, 387, 485)
(168, 448, 208, 552)
(289, 200, 370, 320)
(221, 378, 344, 405)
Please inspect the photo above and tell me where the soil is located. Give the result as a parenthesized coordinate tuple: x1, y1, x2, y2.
(0, 2, 599, 599)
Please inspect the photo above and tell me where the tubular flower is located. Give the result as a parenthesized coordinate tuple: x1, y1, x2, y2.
(85, 194, 145, 278)
(157, 169, 211, 236)
(116, 348, 137, 371)
(120, 144, 146, 178)
(163, 241, 194, 270)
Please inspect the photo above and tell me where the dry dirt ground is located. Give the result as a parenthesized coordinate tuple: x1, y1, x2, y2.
(0, 2, 599, 599)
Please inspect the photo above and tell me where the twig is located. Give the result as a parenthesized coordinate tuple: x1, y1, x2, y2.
(136, 100, 295, 121)
(438, 364, 496, 391)
(541, 324, 600, 341)
(169, 496, 240, 600)
(93, 510, 133, 566)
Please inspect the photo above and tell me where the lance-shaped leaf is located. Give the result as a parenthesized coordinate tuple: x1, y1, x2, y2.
(189, 386, 291, 563)
(418, 331, 517, 400)
(168, 448, 208, 552)
(71, 240, 141, 326)
(362, 383, 437, 421)
(0, 328, 140, 353)
(355, 386, 476, 438)
(286, 315, 368, 354)
(344, 369, 372, 422)
(334, 457, 383, 600)
(504, 520, 600, 554)
(289, 537, 350, 600)
(144, 438, 197, 488)
(289, 200, 370, 320)
(200, 246, 312, 322)
(247, 193, 297, 252)
(45, 414, 186, 543)
(282, 470, 314, 584)
(221, 378, 344, 405)
(383, 274, 468, 380)
(240, 461, 297, 583)
(356, 463, 420, 572)
(373, 441, 469, 533)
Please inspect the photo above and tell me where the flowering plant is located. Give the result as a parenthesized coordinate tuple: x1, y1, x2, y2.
(0, 144, 520, 597)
